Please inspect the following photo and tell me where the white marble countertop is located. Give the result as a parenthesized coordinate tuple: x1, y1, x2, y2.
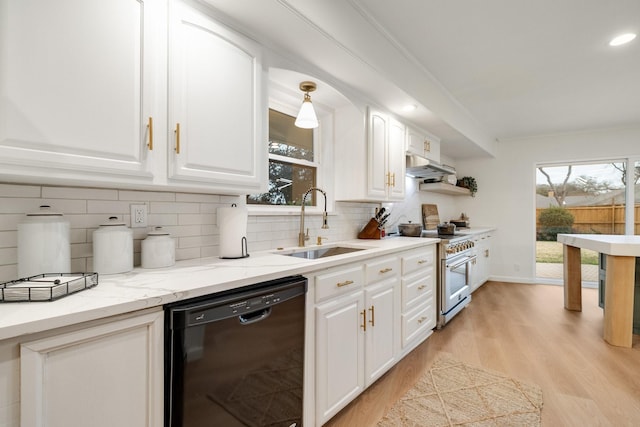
(0, 227, 497, 341)
(557, 234, 640, 257)
(0, 236, 441, 341)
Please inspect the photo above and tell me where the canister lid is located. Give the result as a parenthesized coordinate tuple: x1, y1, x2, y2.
(99, 216, 126, 227)
(147, 226, 170, 236)
(26, 205, 63, 216)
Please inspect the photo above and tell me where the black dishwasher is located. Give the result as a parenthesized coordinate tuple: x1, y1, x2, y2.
(165, 276, 307, 427)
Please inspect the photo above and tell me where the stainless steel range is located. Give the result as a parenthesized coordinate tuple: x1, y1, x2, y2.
(422, 231, 476, 328)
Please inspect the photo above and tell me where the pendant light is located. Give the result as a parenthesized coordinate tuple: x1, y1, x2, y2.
(294, 81, 319, 129)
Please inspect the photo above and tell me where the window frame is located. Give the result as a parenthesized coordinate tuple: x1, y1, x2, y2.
(247, 96, 328, 216)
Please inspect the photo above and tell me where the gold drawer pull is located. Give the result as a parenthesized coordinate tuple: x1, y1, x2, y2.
(417, 316, 428, 324)
(418, 259, 429, 264)
(368, 305, 375, 327)
(361, 309, 367, 331)
(336, 280, 354, 288)
(379, 267, 393, 274)
(147, 117, 153, 150)
(417, 285, 426, 290)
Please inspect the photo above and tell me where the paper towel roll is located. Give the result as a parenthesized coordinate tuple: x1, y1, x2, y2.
(218, 205, 249, 258)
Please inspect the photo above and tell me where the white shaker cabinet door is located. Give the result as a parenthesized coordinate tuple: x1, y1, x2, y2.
(364, 278, 397, 386)
(366, 108, 389, 200)
(20, 310, 163, 427)
(168, 2, 267, 193)
(0, 0, 165, 184)
(315, 290, 365, 426)
(387, 118, 406, 201)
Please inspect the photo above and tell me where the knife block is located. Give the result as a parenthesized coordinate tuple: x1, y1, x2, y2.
(357, 218, 382, 239)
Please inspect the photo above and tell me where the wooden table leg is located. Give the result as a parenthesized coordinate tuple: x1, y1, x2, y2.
(563, 244, 582, 311)
(603, 255, 635, 348)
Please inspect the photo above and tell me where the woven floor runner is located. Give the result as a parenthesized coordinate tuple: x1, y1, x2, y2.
(378, 357, 543, 426)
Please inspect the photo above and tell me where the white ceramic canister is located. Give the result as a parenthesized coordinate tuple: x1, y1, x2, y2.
(141, 227, 175, 269)
(17, 205, 71, 278)
(92, 216, 133, 274)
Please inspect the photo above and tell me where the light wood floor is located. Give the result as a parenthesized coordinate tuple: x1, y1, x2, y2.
(325, 281, 640, 427)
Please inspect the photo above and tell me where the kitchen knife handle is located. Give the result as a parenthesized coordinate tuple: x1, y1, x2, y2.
(147, 117, 153, 150)
(175, 123, 181, 154)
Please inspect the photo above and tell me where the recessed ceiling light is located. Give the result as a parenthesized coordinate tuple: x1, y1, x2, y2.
(609, 33, 636, 46)
(402, 104, 417, 112)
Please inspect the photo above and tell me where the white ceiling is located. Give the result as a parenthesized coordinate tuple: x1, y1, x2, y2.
(203, 0, 640, 158)
(355, 0, 640, 140)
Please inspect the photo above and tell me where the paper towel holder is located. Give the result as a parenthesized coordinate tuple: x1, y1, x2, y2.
(220, 204, 250, 259)
(220, 236, 249, 259)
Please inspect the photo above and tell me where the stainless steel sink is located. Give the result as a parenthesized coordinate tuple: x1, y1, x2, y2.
(282, 246, 367, 259)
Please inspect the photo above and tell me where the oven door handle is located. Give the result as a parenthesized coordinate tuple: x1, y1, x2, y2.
(448, 254, 477, 270)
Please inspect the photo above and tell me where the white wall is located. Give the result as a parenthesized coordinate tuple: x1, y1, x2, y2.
(454, 125, 640, 283)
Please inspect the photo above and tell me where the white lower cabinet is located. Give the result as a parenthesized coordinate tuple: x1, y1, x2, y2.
(471, 232, 492, 292)
(400, 246, 437, 355)
(19, 309, 163, 427)
(314, 253, 406, 426)
(316, 289, 365, 425)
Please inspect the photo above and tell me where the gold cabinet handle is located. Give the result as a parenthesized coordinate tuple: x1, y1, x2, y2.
(385, 172, 391, 187)
(379, 267, 393, 274)
(336, 280, 354, 288)
(418, 259, 428, 264)
(361, 309, 367, 332)
(485, 249, 490, 257)
(174, 123, 181, 154)
(391, 173, 396, 187)
(417, 285, 426, 290)
(368, 305, 375, 327)
(147, 117, 153, 150)
(424, 140, 430, 153)
(417, 316, 428, 324)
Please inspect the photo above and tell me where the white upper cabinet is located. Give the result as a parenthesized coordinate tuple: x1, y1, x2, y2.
(366, 109, 405, 201)
(0, 0, 267, 194)
(406, 125, 441, 163)
(167, 1, 267, 193)
(334, 105, 405, 202)
(0, 0, 165, 185)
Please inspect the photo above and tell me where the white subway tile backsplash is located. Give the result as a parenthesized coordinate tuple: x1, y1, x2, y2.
(0, 215, 22, 232)
(0, 264, 17, 282)
(176, 247, 201, 261)
(42, 187, 118, 200)
(150, 202, 200, 214)
(179, 213, 215, 226)
(87, 200, 135, 214)
(0, 248, 17, 266)
(0, 231, 17, 248)
(147, 214, 179, 227)
(118, 190, 176, 202)
(0, 185, 370, 281)
(0, 183, 40, 198)
(176, 193, 221, 203)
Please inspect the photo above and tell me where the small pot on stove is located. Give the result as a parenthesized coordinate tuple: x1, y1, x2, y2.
(437, 222, 457, 235)
(398, 222, 423, 237)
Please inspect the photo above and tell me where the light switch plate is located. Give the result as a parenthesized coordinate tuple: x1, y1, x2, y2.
(130, 204, 148, 228)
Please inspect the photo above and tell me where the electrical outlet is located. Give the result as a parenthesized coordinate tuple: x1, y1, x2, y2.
(130, 204, 148, 228)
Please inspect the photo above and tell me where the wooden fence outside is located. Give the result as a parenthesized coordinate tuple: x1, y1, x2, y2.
(536, 205, 640, 235)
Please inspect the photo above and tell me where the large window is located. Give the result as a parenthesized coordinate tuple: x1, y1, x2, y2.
(535, 159, 640, 282)
(247, 109, 319, 206)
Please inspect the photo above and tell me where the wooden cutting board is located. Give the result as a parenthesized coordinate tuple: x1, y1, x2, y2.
(422, 204, 440, 230)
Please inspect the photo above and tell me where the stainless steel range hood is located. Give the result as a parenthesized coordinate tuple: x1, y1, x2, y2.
(405, 155, 456, 179)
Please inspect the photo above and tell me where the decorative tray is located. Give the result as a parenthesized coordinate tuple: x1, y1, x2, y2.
(0, 273, 98, 302)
